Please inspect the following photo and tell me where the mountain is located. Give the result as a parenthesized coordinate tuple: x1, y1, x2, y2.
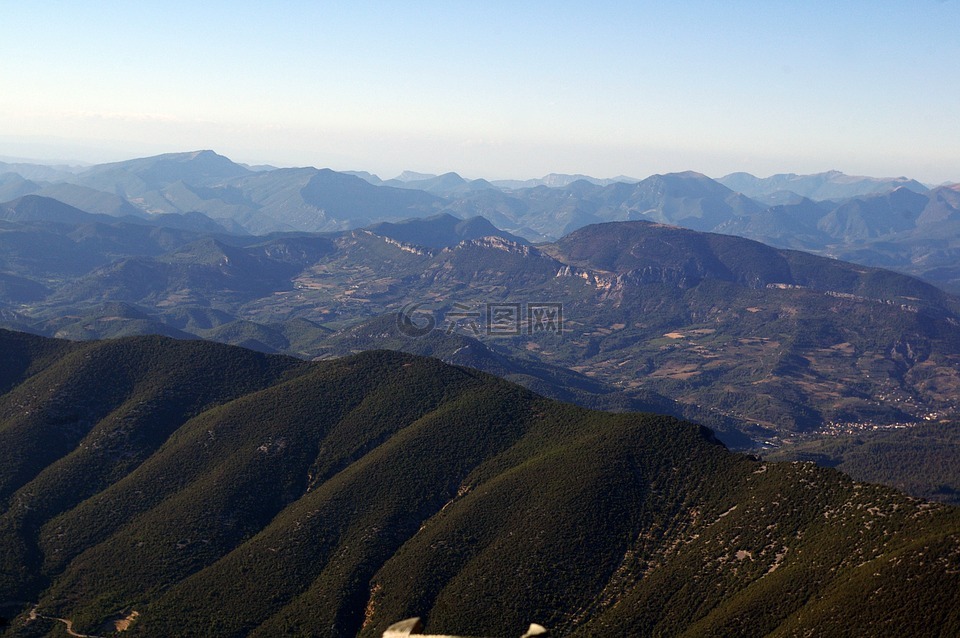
(4, 212, 960, 443)
(0, 152, 760, 241)
(718, 170, 930, 201)
(385, 172, 497, 196)
(598, 171, 763, 231)
(713, 196, 831, 251)
(0, 194, 232, 236)
(51, 152, 430, 234)
(816, 186, 930, 241)
(490, 173, 640, 190)
(189, 166, 445, 234)
(0, 195, 116, 226)
(3, 154, 960, 437)
(441, 171, 763, 239)
(314, 313, 752, 446)
(366, 213, 528, 248)
(313, 222, 960, 436)
(8, 151, 960, 292)
(715, 184, 960, 293)
(0, 274, 49, 305)
(16, 150, 959, 281)
(343, 170, 384, 185)
(392, 170, 438, 182)
(296, 169, 443, 224)
(0, 196, 234, 273)
(77, 150, 252, 194)
(39, 302, 197, 341)
(0, 160, 80, 182)
(0, 330, 958, 637)
(764, 420, 960, 506)
(0, 175, 40, 203)
(50, 238, 303, 308)
(1, 153, 446, 235)
(31, 183, 148, 218)
(6, 151, 960, 502)
(70, 150, 265, 222)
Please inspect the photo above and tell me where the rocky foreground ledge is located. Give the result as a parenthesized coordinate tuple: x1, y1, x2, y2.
(383, 618, 548, 638)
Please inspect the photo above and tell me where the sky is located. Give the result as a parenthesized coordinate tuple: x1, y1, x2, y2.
(2, 1, 958, 183)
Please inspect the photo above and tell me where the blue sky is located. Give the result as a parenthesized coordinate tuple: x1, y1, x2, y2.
(2, 1, 958, 182)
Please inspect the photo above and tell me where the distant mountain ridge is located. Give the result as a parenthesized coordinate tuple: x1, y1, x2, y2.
(0, 150, 951, 248)
(491, 172, 641, 189)
(718, 169, 930, 201)
(4, 148, 960, 294)
(0, 194, 233, 233)
(366, 213, 528, 248)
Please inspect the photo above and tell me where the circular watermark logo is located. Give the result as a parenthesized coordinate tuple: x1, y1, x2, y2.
(396, 303, 436, 338)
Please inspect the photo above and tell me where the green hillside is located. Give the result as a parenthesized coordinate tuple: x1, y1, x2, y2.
(0, 330, 958, 637)
(765, 421, 960, 506)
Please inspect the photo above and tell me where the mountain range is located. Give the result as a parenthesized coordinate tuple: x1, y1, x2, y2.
(3, 150, 957, 292)
(4, 151, 960, 500)
(0, 330, 958, 636)
(2, 195, 959, 447)
(717, 169, 930, 202)
(3, 151, 960, 635)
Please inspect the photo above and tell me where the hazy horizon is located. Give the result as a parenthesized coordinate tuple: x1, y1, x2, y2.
(3, 1, 959, 184)
(2, 142, 954, 187)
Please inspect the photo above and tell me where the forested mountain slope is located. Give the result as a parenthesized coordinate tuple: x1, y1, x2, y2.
(0, 331, 958, 637)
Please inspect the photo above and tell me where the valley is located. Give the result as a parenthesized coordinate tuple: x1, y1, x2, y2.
(3, 187, 959, 447)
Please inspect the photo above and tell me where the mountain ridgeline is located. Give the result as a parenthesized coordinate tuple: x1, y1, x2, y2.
(2, 191, 960, 442)
(3, 150, 960, 292)
(0, 330, 958, 637)
(4, 150, 960, 507)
